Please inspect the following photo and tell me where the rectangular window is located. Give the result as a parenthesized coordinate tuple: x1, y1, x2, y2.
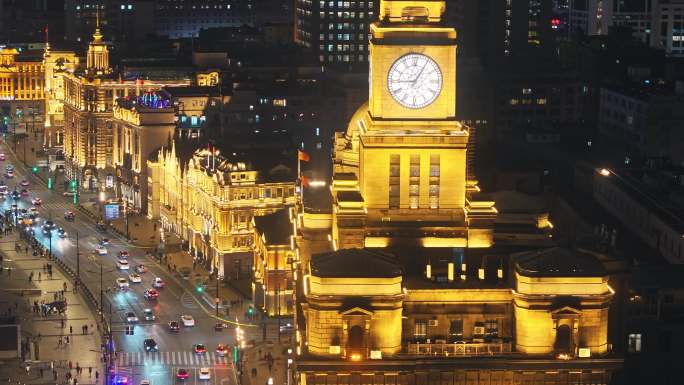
(628, 333, 642, 353)
(409, 155, 420, 209)
(449, 320, 463, 341)
(389, 154, 400, 209)
(414, 320, 427, 338)
(429, 154, 440, 209)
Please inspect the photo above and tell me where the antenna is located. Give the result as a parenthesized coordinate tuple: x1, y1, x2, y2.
(96, 5, 100, 30)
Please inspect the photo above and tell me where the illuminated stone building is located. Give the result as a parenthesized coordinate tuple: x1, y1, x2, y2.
(61, 24, 190, 189)
(147, 145, 297, 278)
(111, 91, 175, 212)
(43, 47, 79, 148)
(253, 207, 298, 316)
(0, 47, 45, 135)
(292, 2, 623, 384)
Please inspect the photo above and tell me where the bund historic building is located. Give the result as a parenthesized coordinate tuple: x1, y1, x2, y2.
(291, 1, 623, 384)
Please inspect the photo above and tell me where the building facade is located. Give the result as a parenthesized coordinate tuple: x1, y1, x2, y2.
(112, 91, 175, 213)
(292, 2, 623, 384)
(294, 0, 378, 69)
(43, 48, 79, 148)
(147, 144, 297, 278)
(0, 48, 45, 137)
(61, 26, 190, 190)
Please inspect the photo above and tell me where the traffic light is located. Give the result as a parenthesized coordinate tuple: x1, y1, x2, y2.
(196, 286, 204, 293)
(47, 177, 53, 190)
(233, 346, 239, 363)
(31, 166, 38, 173)
(247, 307, 254, 316)
(69, 180, 77, 189)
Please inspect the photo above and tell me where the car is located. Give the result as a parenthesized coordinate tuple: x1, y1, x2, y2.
(100, 238, 110, 246)
(198, 368, 210, 381)
(179, 267, 191, 280)
(19, 180, 29, 187)
(125, 312, 138, 323)
(113, 376, 129, 385)
(280, 323, 294, 333)
(194, 344, 207, 354)
(95, 245, 107, 255)
(96, 222, 107, 232)
(143, 338, 158, 352)
(0, 153, 5, 161)
(43, 220, 56, 230)
(29, 206, 38, 214)
(5, 164, 13, 171)
(215, 344, 227, 356)
(64, 211, 75, 221)
(181, 315, 195, 327)
(5, 171, 13, 178)
(167, 321, 180, 332)
(57, 228, 67, 238)
(31, 197, 42, 205)
(41, 227, 51, 236)
(118, 250, 130, 258)
(214, 323, 227, 331)
(116, 259, 130, 270)
(63, 191, 76, 197)
(144, 289, 159, 300)
(20, 189, 28, 196)
(143, 308, 155, 321)
(152, 277, 164, 288)
(25, 227, 35, 236)
(128, 273, 142, 283)
(135, 264, 148, 274)
(139, 380, 150, 385)
(175, 369, 189, 380)
(116, 278, 129, 290)
(10, 191, 19, 200)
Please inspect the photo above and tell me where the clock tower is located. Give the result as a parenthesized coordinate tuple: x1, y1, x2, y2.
(331, 0, 496, 250)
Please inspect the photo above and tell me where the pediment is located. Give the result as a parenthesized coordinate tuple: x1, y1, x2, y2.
(340, 306, 374, 316)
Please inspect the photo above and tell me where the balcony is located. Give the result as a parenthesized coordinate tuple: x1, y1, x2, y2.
(406, 340, 512, 356)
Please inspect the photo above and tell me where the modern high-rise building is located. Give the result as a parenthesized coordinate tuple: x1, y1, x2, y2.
(154, 0, 254, 39)
(569, 0, 653, 41)
(290, 2, 624, 384)
(294, 0, 379, 69)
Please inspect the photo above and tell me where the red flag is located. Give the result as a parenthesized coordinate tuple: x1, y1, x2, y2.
(301, 174, 310, 188)
(298, 150, 310, 162)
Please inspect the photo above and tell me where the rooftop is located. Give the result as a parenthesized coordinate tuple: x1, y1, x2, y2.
(514, 247, 607, 278)
(254, 209, 292, 246)
(311, 249, 403, 279)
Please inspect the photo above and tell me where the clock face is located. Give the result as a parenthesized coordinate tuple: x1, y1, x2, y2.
(387, 53, 442, 109)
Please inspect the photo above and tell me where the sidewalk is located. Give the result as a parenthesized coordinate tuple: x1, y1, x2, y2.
(240, 341, 293, 385)
(0, 229, 104, 385)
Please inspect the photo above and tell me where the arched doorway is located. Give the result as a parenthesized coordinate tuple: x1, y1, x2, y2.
(554, 324, 573, 354)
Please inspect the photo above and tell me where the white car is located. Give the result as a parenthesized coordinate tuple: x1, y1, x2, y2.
(181, 315, 195, 327)
(198, 368, 210, 380)
(125, 312, 139, 323)
(152, 277, 165, 288)
(116, 278, 129, 290)
(140, 380, 151, 385)
(116, 259, 130, 270)
(95, 245, 107, 255)
(128, 273, 142, 283)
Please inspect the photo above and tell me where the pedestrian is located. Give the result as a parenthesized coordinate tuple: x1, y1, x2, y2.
(63, 282, 67, 291)
(58, 336, 62, 346)
(38, 272, 41, 281)
(61, 318, 65, 328)
(95, 371, 99, 382)
(66, 336, 70, 344)
(75, 363, 80, 375)
(53, 370, 58, 381)
(70, 325, 73, 334)
(68, 361, 72, 370)
(40, 367, 44, 377)
(25, 364, 30, 375)
(88, 367, 92, 377)
(85, 324, 89, 334)
(50, 361, 54, 370)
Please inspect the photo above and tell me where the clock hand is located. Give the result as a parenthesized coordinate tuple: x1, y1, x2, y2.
(412, 63, 429, 85)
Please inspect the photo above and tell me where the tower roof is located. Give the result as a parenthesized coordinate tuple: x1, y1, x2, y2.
(514, 247, 607, 278)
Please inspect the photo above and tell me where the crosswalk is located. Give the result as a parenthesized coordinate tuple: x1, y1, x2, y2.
(117, 351, 232, 367)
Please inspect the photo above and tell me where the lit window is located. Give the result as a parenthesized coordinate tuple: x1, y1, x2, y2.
(315, 127, 320, 136)
(628, 333, 642, 353)
(537, 98, 547, 105)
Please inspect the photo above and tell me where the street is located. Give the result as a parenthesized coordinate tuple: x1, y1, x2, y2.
(0, 141, 241, 385)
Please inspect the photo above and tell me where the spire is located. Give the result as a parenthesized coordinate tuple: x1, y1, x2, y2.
(92, 5, 103, 43)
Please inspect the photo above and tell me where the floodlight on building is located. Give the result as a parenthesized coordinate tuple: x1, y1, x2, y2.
(308, 180, 326, 188)
(599, 168, 610, 176)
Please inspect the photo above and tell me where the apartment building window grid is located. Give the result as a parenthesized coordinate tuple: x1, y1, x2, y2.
(429, 154, 440, 209)
(409, 154, 420, 209)
(389, 154, 400, 209)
